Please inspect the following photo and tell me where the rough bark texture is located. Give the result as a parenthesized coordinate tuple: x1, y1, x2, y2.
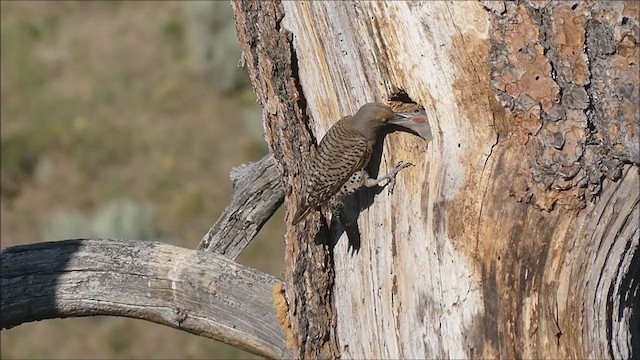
(231, 1, 339, 358)
(0, 239, 291, 359)
(199, 153, 284, 259)
(235, 1, 638, 359)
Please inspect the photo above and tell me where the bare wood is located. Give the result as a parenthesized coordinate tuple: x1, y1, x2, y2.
(0, 239, 291, 359)
(242, 1, 638, 359)
(199, 153, 284, 259)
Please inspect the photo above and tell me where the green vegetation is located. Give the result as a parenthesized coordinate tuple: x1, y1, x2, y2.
(161, 18, 185, 59)
(40, 198, 161, 241)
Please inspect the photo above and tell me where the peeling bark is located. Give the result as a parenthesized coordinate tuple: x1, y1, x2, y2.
(231, 1, 339, 358)
(488, 1, 639, 211)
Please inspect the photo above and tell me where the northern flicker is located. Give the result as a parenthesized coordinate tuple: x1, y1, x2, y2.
(293, 102, 428, 224)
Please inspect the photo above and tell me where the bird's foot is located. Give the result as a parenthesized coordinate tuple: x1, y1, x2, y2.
(387, 161, 413, 193)
(364, 161, 414, 192)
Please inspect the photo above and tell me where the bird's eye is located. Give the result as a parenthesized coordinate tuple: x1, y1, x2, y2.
(414, 109, 420, 114)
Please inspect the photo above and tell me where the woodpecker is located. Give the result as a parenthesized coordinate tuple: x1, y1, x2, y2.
(293, 102, 428, 224)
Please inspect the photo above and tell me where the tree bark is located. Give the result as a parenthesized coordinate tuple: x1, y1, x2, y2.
(233, 1, 638, 359)
(231, 1, 349, 357)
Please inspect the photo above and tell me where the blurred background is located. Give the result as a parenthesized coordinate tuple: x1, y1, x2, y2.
(1, 1, 285, 358)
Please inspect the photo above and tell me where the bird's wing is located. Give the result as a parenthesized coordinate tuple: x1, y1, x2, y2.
(293, 122, 371, 223)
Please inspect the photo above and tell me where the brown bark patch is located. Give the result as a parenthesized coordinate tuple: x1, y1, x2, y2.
(548, 3, 590, 86)
(490, 3, 559, 112)
(487, 1, 639, 211)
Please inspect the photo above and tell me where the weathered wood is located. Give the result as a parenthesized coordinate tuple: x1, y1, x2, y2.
(2, 2, 635, 359)
(232, 1, 340, 358)
(199, 153, 284, 259)
(0, 239, 291, 359)
(280, 3, 482, 358)
(239, 1, 638, 359)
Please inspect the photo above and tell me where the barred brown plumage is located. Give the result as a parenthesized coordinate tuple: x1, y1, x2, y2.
(293, 102, 423, 224)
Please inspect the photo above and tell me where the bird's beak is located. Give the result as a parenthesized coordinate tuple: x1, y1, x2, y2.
(389, 108, 432, 142)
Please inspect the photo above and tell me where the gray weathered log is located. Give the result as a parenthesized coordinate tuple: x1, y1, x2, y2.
(198, 153, 284, 259)
(0, 238, 291, 359)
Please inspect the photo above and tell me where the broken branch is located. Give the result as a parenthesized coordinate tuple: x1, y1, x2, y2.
(198, 153, 284, 259)
(1, 238, 291, 359)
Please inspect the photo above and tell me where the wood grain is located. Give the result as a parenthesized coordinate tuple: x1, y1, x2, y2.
(199, 153, 284, 259)
(1, 239, 291, 359)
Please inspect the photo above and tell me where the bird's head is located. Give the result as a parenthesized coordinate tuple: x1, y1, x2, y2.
(388, 107, 432, 142)
(352, 102, 431, 142)
(352, 102, 396, 140)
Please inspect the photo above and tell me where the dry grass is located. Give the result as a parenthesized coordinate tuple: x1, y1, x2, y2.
(1, 1, 285, 358)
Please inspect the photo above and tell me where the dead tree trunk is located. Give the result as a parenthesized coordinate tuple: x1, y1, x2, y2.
(2, 2, 636, 359)
(232, 1, 638, 359)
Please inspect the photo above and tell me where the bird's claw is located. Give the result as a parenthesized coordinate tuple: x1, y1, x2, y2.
(387, 161, 414, 194)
